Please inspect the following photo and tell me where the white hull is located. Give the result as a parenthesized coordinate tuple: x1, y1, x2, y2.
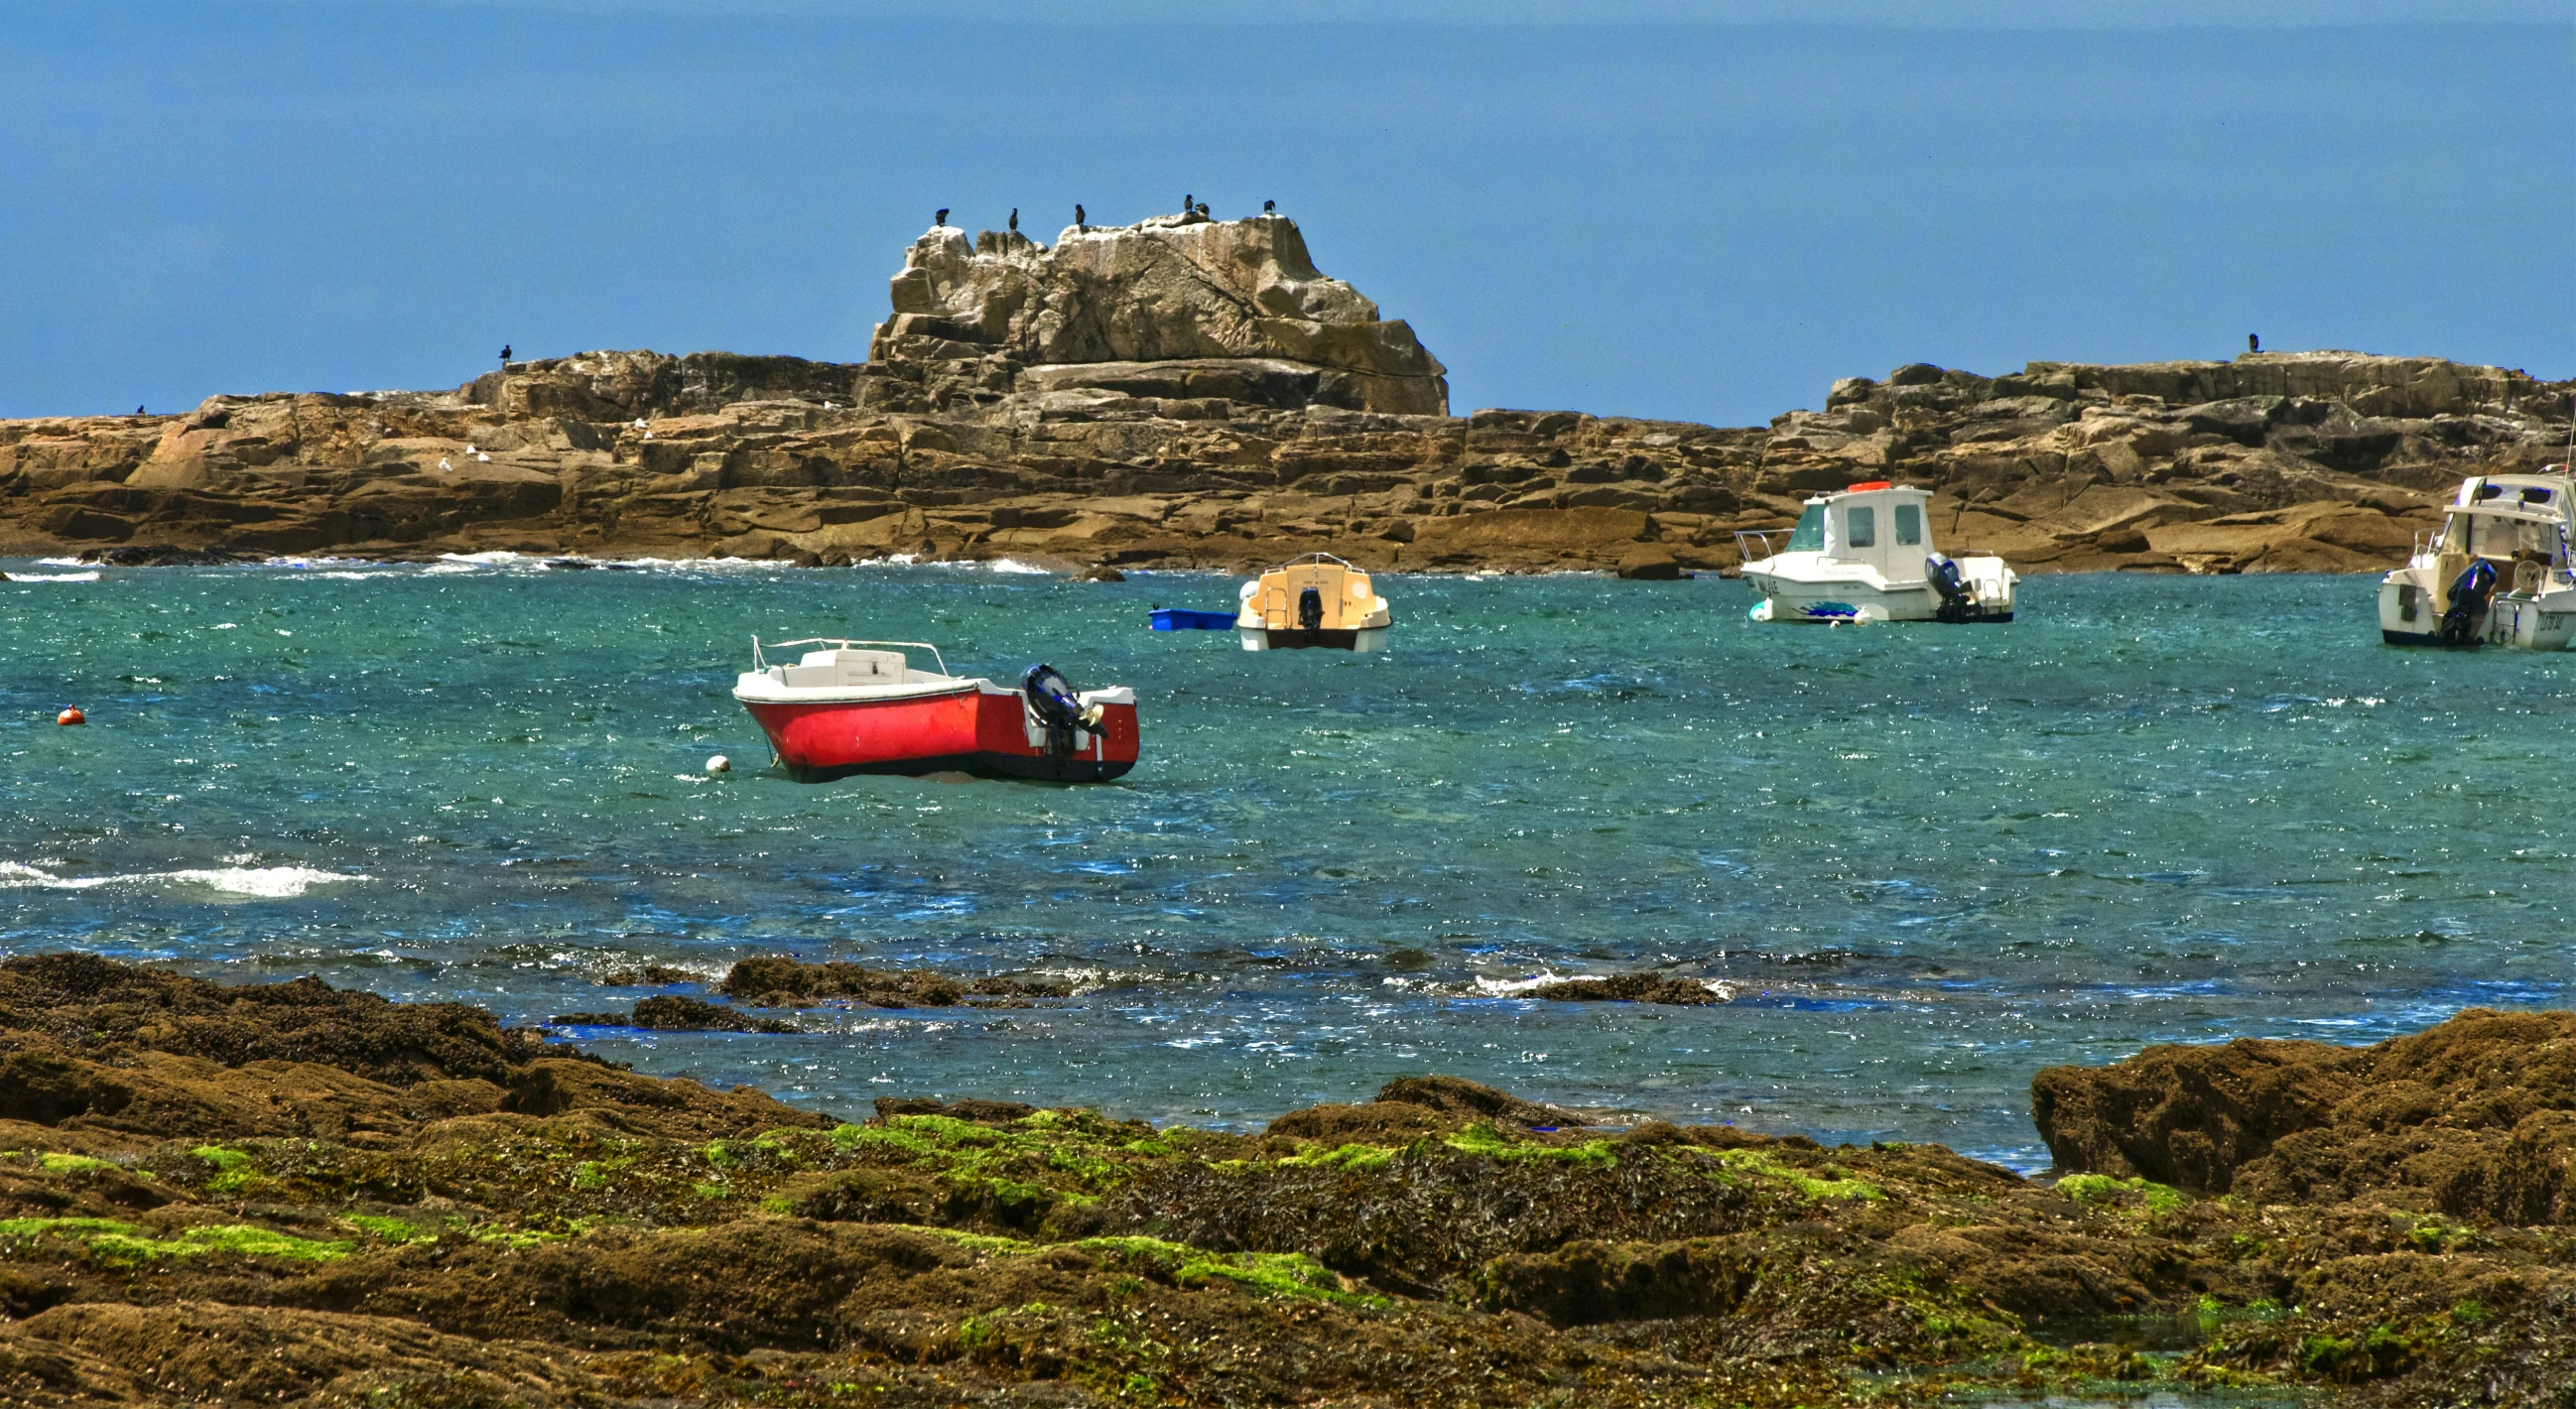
(1238, 626, 1390, 652)
(1740, 555, 2016, 625)
(1740, 576, 1938, 624)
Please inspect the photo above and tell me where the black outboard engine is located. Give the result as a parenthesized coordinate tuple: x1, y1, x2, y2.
(1297, 585, 1325, 632)
(1021, 663, 1085, 755)
(1925, 553, 1974, 623)
(2437, 559, 2498, 646)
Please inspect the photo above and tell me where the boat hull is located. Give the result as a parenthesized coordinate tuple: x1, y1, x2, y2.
(2378, 569, 2576, 650)
(1239, 626, 1389, 652)
(1740, 576, 2013, 625)
(738, 686, 1138, 782)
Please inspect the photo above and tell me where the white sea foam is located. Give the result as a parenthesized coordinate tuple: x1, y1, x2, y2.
(36, 557, 86, 568)
(8, 572, 99, 582)
(985, 559, 1051, 576)
(0, 861, 366, 898)
(1474, 971, 1576, 995)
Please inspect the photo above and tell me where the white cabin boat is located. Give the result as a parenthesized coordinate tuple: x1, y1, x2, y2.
(1736, 481, 2016, 624)
(2379, 468, 2576, 650)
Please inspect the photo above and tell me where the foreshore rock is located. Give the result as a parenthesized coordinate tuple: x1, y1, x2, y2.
(0, 216, 2567, 575)
(0, 955, 2569, 1405)
(2033, 1006, 2576, 1222)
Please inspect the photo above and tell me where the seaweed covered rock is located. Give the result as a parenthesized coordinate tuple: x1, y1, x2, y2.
(718, 956, 1067, 1009)
(0, 956, 2573, 1406)
(1265, 1073, 1590, 1143)
(2033, 1007, 2576, 1222)
(0, 952, 549, 1087)
(1525, 972, 1727, 1006)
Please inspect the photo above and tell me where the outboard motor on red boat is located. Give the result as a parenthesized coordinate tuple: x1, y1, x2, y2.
(1297, 585, 1325, 632)
(1925, 553, 1974, 623)
(2437, 559, 2498, 646)
(1022, 664, 1086, 756)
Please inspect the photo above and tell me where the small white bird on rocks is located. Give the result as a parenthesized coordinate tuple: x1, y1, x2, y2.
(705, 754, 730, 774)
(475, 451, 491, 463)
(465, 444, 476, 454)
(438, 457, 452, 471)
(633, 419, 646, 430)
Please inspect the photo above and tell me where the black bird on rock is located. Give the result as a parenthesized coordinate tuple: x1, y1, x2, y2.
(499, 344, 511, 363)
(1009, 207, 1018, 232)
(1183, 193, 1192, 214)
(1263, 199, 1275, 213)
(1074, 203, 1086, 229)
(935, 207, 950, 227)
(2249, 332, 2260, 353)
(135, 405, 145, 416)
(1195, 202, 1209, 218)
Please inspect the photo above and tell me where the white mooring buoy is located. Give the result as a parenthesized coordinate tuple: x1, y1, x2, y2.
(705, 754, 730, 774)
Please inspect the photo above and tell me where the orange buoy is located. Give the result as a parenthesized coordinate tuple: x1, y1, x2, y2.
(1847, 479, 1893, 492)
(56, 706, 84, 726)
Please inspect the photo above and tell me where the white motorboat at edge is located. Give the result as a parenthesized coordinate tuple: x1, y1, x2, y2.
(2380, 465, 2576, 650)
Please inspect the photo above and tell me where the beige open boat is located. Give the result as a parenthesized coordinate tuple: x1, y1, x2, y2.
(1234, 554, 1391, 651)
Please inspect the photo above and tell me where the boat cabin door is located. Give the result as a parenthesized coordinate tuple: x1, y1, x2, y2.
(1824, 487, 1934, 572)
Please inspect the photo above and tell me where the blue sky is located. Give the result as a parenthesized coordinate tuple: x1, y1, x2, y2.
(1, 2, 2564, 424)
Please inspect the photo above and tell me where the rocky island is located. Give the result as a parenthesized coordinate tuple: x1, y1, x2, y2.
(0, 953, 2568, 1406)
(3, 212, 2569, 575)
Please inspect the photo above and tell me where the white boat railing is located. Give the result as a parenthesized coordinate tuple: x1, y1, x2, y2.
(1733, 529, 1788, 566)
(750, 637, 951, 679)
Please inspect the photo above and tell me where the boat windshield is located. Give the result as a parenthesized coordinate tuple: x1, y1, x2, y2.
(1785, 503, 1825, 553)
(2445, 510, 2564, 563)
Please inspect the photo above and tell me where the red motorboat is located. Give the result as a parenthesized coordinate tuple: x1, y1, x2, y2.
(733, 639, 1138, 782)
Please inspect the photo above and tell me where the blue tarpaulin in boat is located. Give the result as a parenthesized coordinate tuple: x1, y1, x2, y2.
(1150, 608, 1237, 631)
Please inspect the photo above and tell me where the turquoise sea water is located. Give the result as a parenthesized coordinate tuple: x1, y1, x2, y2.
(4, 557, 2569, 1168)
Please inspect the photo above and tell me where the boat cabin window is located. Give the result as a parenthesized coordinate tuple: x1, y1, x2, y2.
(2448, 512, 2562, 563)
(1845, 505, 1876, 549)
(1894, 503, 1922, 546)
(1786, 503, 1825, 553)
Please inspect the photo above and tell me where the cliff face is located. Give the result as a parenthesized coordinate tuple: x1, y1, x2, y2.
(0, 214, 2565, 573)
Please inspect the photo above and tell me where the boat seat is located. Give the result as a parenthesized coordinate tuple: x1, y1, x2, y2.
(781, 648, 909, 688)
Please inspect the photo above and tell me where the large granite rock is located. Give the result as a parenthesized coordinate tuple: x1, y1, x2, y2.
(858, 214, 1449, 417)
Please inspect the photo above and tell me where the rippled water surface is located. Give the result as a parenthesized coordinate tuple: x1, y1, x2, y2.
(5, 557, 2569, 1167)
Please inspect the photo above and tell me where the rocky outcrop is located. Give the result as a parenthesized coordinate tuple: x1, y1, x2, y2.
(858, 214, 1449, 417)
(1776, 350, 2574, 575)
(2033, 1007, 2576, 1222)
(0, 234, 2565, 577)
(3, 957, 2574, 1405)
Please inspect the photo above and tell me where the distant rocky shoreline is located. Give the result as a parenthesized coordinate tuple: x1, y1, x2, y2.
(4, 213, 2568, 576)
(0, 951, 2569, 1405)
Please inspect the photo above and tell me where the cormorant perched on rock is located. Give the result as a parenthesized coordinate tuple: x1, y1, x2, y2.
(499, 344, 511, 363)
(1009, 207, 1018, 232)
(935, 207, 950, 227)
(1074, 203, 1086, 229)
(1195, 202, 1209, 218)
(2249, 333, 2260, 352)
(1183, 193, 1192, 214)
(1263, 199, 1275, 213)
(135, 405, 144, 416)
